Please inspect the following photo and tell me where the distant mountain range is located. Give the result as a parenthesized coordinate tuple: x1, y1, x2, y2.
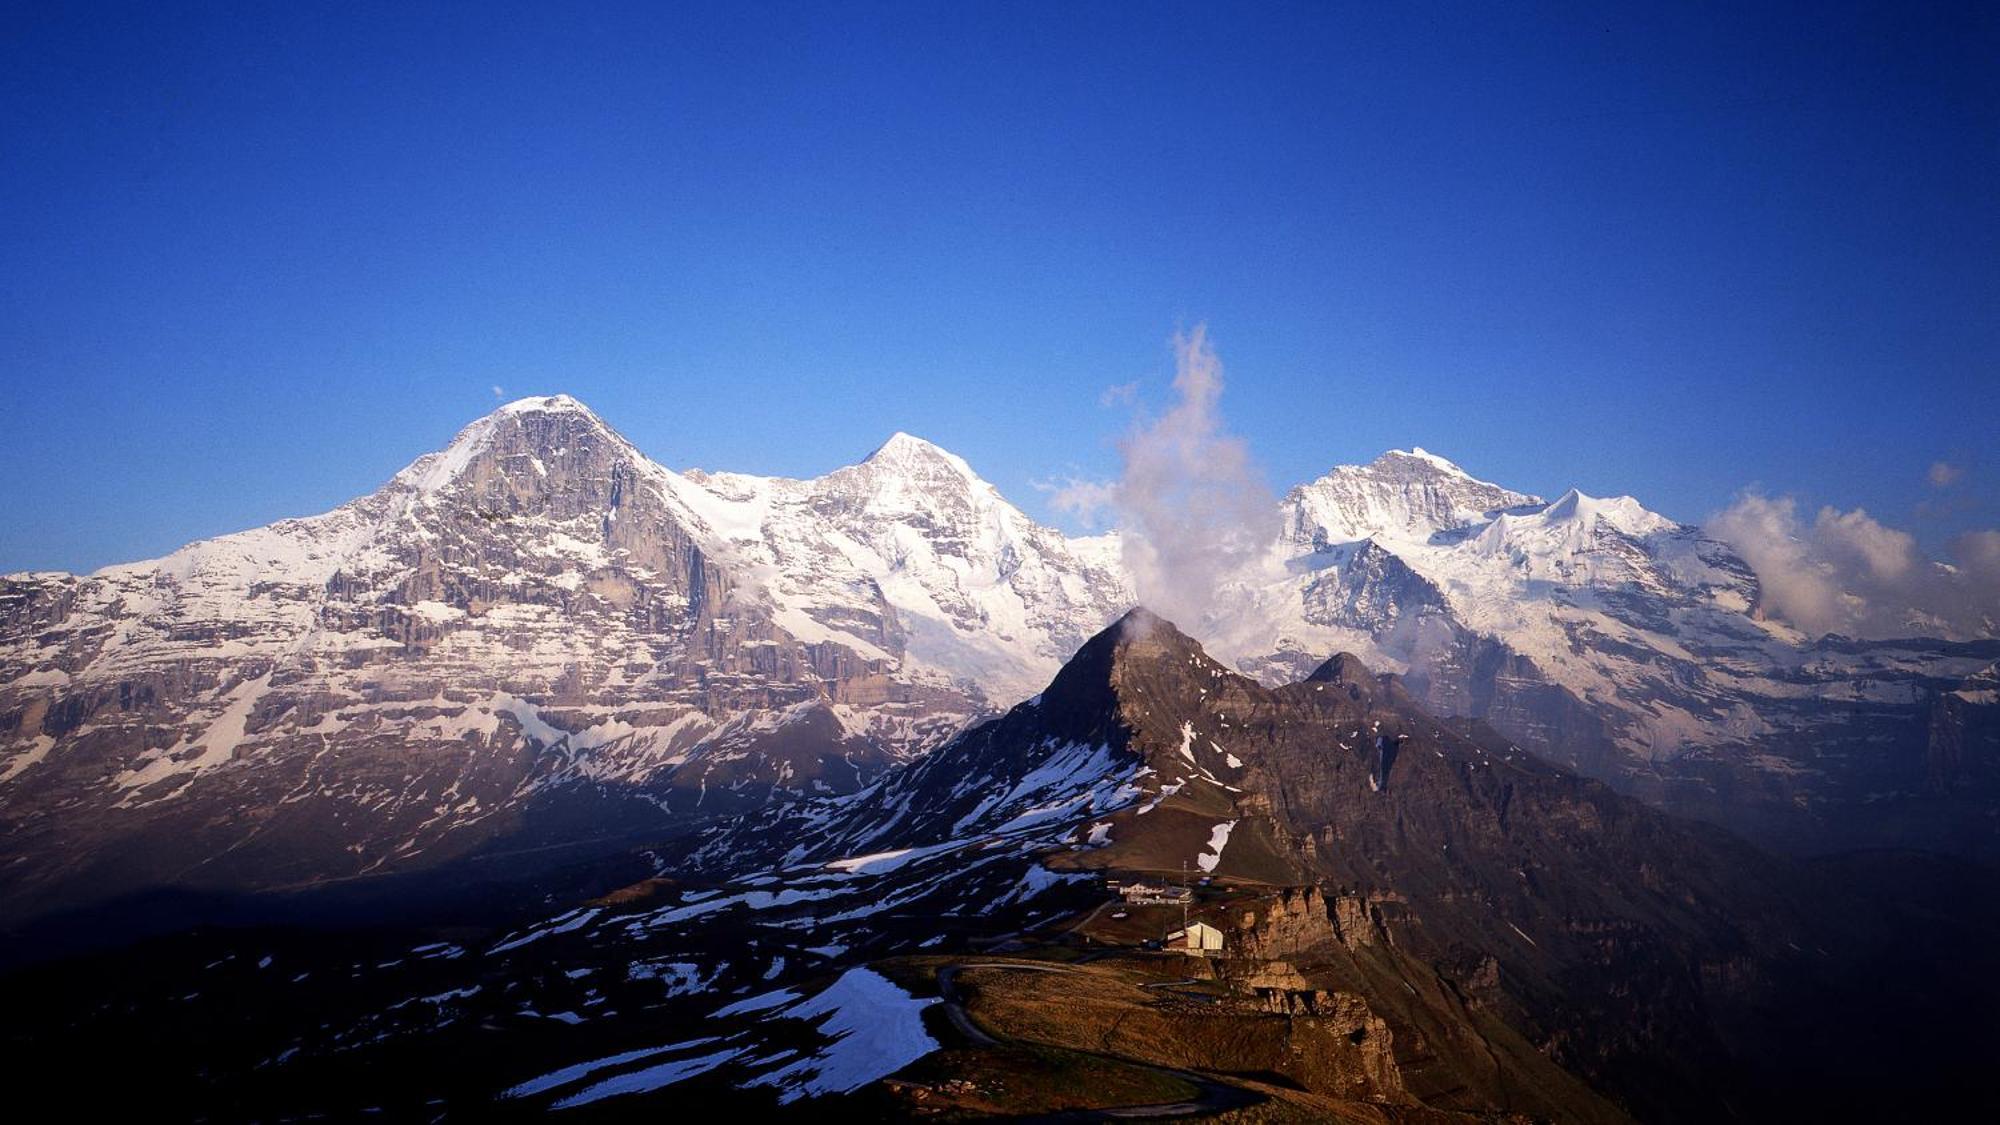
(12, 610, 1992, 1119)
(3, 394, 1996, 926)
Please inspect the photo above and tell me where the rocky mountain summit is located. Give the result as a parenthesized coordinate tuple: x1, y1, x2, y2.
(1244, 448, 2000, 856)
(665, 609, 1855, 1118)
(3, 396, 1996, 930)
(0, 396, 1127, 924)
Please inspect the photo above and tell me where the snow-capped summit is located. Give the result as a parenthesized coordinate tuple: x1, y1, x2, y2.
(860, 430, 974, 474)
(494, 392, 596, 416)
(1469, 487, 1684, 568)
(1283, 448, 1541, 545)
(667, 429, 1132, 702)
(388, 392, 631, 501)
(830, 431, 994, 516)
(1392, 446, 1473, 474)
(1539, 488, 1679, 536)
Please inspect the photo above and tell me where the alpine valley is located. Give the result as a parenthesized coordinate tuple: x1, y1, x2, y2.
(3, 397, 1997, 1120)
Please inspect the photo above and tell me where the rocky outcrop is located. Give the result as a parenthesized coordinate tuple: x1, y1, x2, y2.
(1231, 886, 1383, 959)
(1928, 662, 2000, 792)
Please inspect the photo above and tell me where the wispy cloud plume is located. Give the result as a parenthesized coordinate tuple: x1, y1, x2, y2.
(1038, 476, 1118, 529)
(1053, 326, 1274, 634)
(1708, 492, 2000, 640)
(1929, 460, 1965, 488)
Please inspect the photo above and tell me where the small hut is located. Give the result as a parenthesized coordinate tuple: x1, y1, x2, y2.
(1166, 920, 1225, 955)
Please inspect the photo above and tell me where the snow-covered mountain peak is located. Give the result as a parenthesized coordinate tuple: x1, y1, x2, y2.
(1467, 488, 1687, 572)
(493, 393, 598, 418)
(626, 429, 1133, 707)
(1384, 447, 1470, 475)
(391, 392, 636, 501)
(1284, 449, 1541, 546)
(1361, 447, 1525, 495)
(14, 391, 1997, 936)
(865, 430, 955, 464)
(854, 431, 984, 491)
(1537, 488, 1680, 538)
(815, 432, 1012, 530)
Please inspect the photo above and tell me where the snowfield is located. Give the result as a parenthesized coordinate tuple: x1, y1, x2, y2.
(747, 967, 940, 1103)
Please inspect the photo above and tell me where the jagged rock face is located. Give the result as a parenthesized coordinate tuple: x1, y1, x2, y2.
(1232, 886, 1377, 958)
(1003, 615, 1998, 1119)
(1929, 662, 2000, 795)
(1017, 616, 1812, 1113)
(0, 398, 1121, 923)
(1246, 451, 2000, 860)
(657, 610, 1994, 1119)
(1224, 956, 1402, 1095)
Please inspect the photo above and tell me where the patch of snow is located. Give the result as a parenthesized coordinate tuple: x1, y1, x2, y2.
(499, 1034, 727, 1101)
(1196, 819, 1238, 873)
(551, 1046, 749, 1109)
(748, 967, 939, 1103)
(711, 988, 801, 1019)
(489, 907, 601, 953)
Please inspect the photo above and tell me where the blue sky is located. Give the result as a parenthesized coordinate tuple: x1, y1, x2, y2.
(3, 1, 1994, 574)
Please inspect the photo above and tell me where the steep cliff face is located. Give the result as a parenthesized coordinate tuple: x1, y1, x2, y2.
(1231, 886, 1378, 958)
(656, 609, 1996, 1119)
(1929, 662, 2000, 790)
(0, 398, 1122, 923)
(1246, 450, 2000, 860)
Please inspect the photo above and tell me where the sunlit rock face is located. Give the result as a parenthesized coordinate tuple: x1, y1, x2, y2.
(1244, 448, 2000, 859)
(0, 397, 1128, 921)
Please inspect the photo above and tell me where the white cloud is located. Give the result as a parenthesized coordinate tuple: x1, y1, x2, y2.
(1084, 325, 1275, 634)
(1708, 492, 2000, 640)
(1813, 506, 1917, 582)
(1929, 461, 1965, 488)
(1039, 476, 1118, 529)
(1958, 530, 2000, 585)
(491, 384, 506, 401)
(1098, 381, 1138, 408)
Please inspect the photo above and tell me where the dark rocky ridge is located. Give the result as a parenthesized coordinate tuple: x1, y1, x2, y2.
(665, 608, 2000, 1119)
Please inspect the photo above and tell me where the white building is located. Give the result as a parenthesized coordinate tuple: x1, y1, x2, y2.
(1121, 882, 1191, 905)
(1166, 920, 1225, 954)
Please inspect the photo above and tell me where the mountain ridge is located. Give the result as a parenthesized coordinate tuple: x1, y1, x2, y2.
(13, 608, 1992, 1119)
(4, 395, 1996, 933)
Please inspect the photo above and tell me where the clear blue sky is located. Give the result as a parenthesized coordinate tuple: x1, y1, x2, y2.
(3, 1, 1994, 573)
